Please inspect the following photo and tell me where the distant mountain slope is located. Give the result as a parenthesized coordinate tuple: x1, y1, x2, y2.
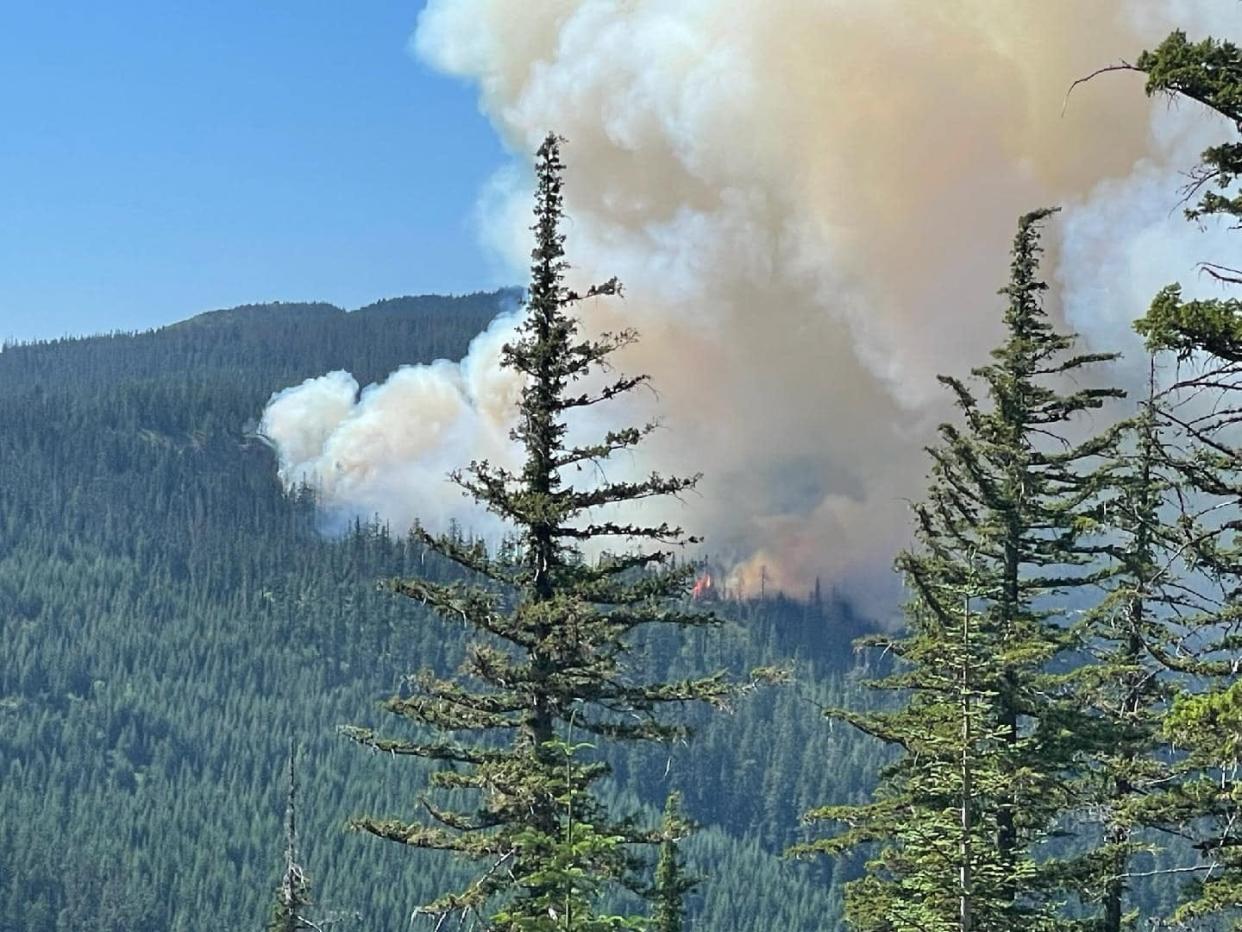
(0, 292, 876, 932)
(0, 289, 519, 396)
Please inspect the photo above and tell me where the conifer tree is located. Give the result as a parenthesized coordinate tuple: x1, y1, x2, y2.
(651, 793, 697, 932)
(1116, 30, 1242, 927)
(1156, 681, 1242, 927)
(268, 746, 313, 932)
(796, 209, 1123, 931)
(345, 134, 735, 930)
(1064, 364, 1203, 932)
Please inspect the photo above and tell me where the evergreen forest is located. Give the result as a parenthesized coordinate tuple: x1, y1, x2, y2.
(3, 22, 1242, 932)
(0, 290, 877, 931)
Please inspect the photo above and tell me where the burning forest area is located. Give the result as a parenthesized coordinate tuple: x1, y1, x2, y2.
(689, 564, 816, 605)
(7, 3, 1242, 932)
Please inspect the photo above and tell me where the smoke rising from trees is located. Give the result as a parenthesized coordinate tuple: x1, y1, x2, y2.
(261, 0, 1236, 613)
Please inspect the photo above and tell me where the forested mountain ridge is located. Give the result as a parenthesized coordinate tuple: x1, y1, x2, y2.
(0, 291, 878, 931)
(0, 291, 517, 394)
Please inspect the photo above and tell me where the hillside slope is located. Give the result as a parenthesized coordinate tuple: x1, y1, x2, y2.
(0, 293, 879, 931)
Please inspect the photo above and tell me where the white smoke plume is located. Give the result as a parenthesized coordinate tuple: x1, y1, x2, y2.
(261, 0, 1238, 617)
(262, 311, 523, 538)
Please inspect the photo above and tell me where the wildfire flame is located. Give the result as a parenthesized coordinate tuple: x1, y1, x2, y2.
(691, 571, 715, 601)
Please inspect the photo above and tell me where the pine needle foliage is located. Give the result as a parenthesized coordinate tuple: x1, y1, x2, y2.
(1133, 31, 1242, 358)
(1124, 29, 1242, 928)
(345, 134, 735, 930)
(796, 209, 1124, 931)
(1063, 364, 1207, 932)
(1156, 682, 1242, 928)
(1138, 31, 1242, 229)
(650, 793, 698, 932)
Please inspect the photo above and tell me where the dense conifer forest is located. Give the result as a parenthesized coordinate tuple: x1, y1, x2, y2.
(0, 291, 878, 931)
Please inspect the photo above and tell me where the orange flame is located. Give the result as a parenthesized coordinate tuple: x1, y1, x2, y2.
(691, 571, 715, 601)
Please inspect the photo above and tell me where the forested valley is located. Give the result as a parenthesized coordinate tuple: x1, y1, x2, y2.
(4, 23, 1242, 932)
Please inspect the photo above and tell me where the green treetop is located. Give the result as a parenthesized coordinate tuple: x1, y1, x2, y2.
(651, 793, 698, 932)
(797, 209, 1124, 931)
(1131, 31, 1242, 358)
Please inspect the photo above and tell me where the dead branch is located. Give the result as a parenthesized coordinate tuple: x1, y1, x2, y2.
(1062, 61, 1139, 116)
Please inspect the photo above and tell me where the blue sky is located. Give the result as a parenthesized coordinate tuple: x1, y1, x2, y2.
(0, 2, 506, 343)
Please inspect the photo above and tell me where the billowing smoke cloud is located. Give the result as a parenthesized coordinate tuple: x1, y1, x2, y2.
(262, 310, 524, 537)
(261, 0, 1237, 617)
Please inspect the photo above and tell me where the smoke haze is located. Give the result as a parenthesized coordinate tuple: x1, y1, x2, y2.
(261, 0, 1238, 617)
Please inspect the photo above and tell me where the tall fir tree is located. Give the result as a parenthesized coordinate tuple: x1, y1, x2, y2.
(796, 209, 1124, 931)
(345, 134, 736, 930)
